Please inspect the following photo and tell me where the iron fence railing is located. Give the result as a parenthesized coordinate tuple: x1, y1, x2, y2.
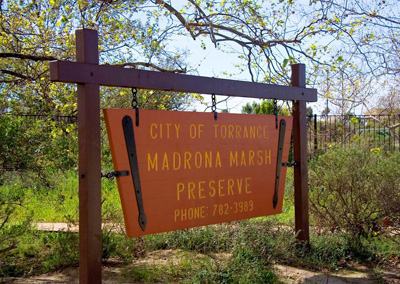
(307, 114, 400, 157)
(2, 113, 399, 159)
(0, 113, 78, 123)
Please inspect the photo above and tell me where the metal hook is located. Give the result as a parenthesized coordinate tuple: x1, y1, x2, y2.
(212, 94, 218, 120)
(273, 99, 278, 129)
(131, 87, 139, 126)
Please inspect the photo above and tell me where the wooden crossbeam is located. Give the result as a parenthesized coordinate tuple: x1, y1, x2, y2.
(50, 60, 317, 102)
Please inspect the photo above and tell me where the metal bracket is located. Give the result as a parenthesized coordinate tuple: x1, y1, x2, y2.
(101, 171, 129, 179)
(122, 115, 147, 231)
(282, 161, 298, 167)
(273, 119, 286, 209)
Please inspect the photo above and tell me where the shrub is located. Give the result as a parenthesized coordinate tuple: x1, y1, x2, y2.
(0, 183, 32, 257)
(309, 147, 400, 242)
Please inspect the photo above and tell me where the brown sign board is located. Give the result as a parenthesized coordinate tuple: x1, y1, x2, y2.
(104, 109, 293, 237)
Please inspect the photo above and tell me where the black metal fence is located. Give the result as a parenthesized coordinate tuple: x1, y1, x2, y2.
(2, 113, 399, 159)
(307, 114, 400, 157)
(0, 113, 78, 123)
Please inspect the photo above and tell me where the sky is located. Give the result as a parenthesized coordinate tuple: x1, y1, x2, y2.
(164, 1, 323, 114)
(169, 32, 322, 114)
(170, 36, 259, 113)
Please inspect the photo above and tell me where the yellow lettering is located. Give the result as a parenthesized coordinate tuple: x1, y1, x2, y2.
(195, 151, 202, 169)
(165, 123, 171, 138)
(162, 153, 169, 170)
(235, 125, 242, 138)
(188, 208, 194, 219)
(227, 179, 234, 195)
(200, 206, 206, 218)
(205, 151, 212, 168)
(265, 149, 271, 165)
(218, 179, 225, 197)
(228, 124, 234, 138)
(257, 150, 263, 165)
(177, 182, 184, 201)
(215, 151, 222, 167)
(173, 152, 181, 170)
(184, 152, 192, 169)
(181, 209, 187, 221)
(257, 125, 262, 138)
(150, 123, 157, 139)
(174, 209, 180, 222)
(213, 124, 219, 138)
(209, 180, 216, 197)
(245, 177, 252, 193)
(198, 181, 206, 199)
(189, 124, 196, 139)
(250, 126, 256, 138)
(198, 124, 204, 138)
(230, 151, 238, 167)
(249, 150, 255, 166)
(263, 125, 268, 139)
(221, 125, 227, 139)
(188, 182, 195, 199)
(243, 126, 249, 138)
(237, 178, 243, 194)
(241, 150, 246, 166)
(175, 207, 206, 222)
(148, 152, 158, 171)
(174, 123, 180, 139)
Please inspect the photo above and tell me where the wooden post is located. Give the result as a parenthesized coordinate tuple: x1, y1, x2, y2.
(291, 64, 310, 243)
(76, 29, 102, 283)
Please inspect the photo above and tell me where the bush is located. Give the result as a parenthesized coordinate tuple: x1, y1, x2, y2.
(309, 147, 400, 242)
(0, 183, 32, 257)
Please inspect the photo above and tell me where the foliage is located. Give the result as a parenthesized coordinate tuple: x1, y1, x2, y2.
(0, 230, 79, 277)
(0, 114, 77, 174)
(0, 183, 32, 261)
(309, 147, 400, 242)
(241, 99, 290, 115)
(0, 0, 197, 175)
(151, 0, 400, 112)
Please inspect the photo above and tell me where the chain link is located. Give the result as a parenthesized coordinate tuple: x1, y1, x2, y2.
(131, 87, 138, 109)
(211, 94, 217, 112)
(273, 99, 278, 129)
(101, 171, 129, 179)
(211, 94, 218, 120)
(101, 172, 118, 179)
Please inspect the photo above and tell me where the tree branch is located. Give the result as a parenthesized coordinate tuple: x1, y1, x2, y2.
(110, 62, 186, 73)
(1, 69, 34, 80)
(152, 0, 196, 40)
(0, 52, 57, 61)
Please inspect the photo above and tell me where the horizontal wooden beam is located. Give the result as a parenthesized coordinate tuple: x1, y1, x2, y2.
(50, 60, 317, 102)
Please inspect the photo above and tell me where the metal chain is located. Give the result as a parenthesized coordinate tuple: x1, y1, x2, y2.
(101, 172, 117, 179)
(131, 87, 140, 126)
(273, 99, 278, 129)
(101, 170, 129, 179)
(131, 87, 138, 109)
(211, 94, 218, 120)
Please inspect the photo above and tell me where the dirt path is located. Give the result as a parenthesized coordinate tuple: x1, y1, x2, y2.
(2, 253, 399, 283)
(13, 223, 396, 283)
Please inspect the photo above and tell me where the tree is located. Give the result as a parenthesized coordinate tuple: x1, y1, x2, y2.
(242, 100, 289, 115)
(150, 0, 399, 111)
(0, 0, 196, 173)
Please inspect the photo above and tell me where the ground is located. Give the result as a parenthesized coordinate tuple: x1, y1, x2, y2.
(2, 249, 399, 283)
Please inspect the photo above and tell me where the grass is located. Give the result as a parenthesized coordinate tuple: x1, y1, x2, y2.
(0, 168, 399, 281)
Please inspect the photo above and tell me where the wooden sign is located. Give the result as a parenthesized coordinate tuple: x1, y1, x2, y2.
(104, 109, 293, 237)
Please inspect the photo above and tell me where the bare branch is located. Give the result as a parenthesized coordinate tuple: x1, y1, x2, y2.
(109, 62, 186, 74)
(0, 52, 57, 61)
(1, 69, 35, 80)
(152, 0, 196, 40)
